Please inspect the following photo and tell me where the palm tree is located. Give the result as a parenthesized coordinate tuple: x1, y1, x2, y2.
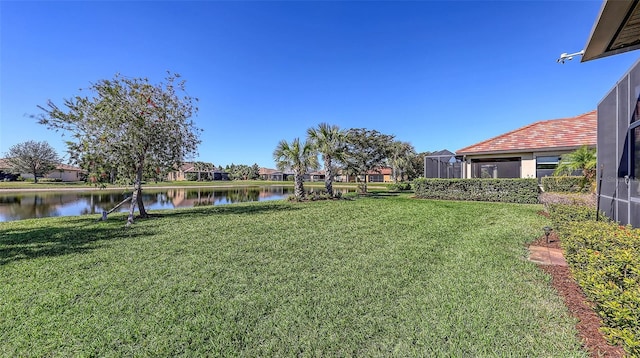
(306, 123, 345, 197)
(388, 141, 416, 183)
(553, 145, 597, 180)
(273, 138, 319, 200)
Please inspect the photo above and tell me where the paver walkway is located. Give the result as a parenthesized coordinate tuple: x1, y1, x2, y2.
(528, 246, 567, 266)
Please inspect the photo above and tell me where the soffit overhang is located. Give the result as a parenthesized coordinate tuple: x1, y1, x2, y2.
(583, 0, 640, 61)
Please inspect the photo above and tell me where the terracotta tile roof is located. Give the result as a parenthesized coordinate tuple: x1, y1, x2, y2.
(259, 167, 277, 175)
(366, 167, 392, 175)
(54, 163, 84, 172)
(178, 162, 195, 172)
(456, 110, 597, 155)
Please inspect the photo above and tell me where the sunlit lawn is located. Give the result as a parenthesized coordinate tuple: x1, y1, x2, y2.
(0, 195, 587, 356)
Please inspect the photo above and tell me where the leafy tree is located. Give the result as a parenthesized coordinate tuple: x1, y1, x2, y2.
(407, 151, 431, 180)
(251, 163, 260, 180)
(37, 72, 201, 225)
(554, 145, 597, 190)
(273, 138, 318, 200)
(306, 123, 346, 197)
(192, 161, 215, 181)
(554, 146, 597, 179)
(342, 128, 394, 194)
(225, 163, 254, 180)
(388, 141, 416, 183)
(5, 140, 60, 183)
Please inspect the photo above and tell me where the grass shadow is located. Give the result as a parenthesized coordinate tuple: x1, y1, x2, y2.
(0, 219, 156, 266)
(353, 191, 400, 199)
(146, 201, 302, 219)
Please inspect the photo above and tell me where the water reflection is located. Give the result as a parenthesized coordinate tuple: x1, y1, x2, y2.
(0, 186, 339, 222)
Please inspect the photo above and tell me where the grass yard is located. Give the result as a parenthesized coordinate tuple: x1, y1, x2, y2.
(0, 194, 587, 356)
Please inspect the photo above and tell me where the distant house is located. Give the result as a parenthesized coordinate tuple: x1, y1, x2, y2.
(0, 159, 84, 182)
(337, 167, 393, 183)
(259, 167, 293, 181)
(306, 171, 326, 182)
(260, 168, 331, 182)
(456, 111, 597, 180)
(167, 162, 229, 181)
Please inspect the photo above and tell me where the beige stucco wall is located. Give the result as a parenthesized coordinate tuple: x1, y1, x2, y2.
(461, 151, 573, 179)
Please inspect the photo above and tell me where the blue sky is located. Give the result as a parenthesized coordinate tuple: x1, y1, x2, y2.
(2, 1, 639, 169)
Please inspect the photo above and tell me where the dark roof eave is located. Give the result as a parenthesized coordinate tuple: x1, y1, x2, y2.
(457, 144, 595, 156)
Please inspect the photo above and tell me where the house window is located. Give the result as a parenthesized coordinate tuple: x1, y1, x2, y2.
(369, 174, 384, 182)
(470, 158, 520, 178)
(536, 156, 561, 179)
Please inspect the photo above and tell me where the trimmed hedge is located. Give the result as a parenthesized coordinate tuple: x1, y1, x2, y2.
(547, 204, 640, 355)
(546, 203, 602, 236)
(387, 182, 412, 192)
(563, 220, 640, 356)
(542, 176, 590, 193)
(412, 178, 539, 204)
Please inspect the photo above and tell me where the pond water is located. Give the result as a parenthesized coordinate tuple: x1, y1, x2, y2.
(0, 186, 348, 222)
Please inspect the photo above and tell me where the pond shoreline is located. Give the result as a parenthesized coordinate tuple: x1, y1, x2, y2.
(0, 182, 384, 193)
(0, 184, 262, 193)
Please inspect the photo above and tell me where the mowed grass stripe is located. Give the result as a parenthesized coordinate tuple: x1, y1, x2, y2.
(0, 195, 586, 356)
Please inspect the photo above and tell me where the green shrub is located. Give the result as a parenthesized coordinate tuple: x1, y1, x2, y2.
(387, 182, 412, 192)
(412, 178, 539, 204)
(546, 203, 603, 236)
(561, 220, 640, 356)
(539, 192, 596, 207)
(542, 176, 591, 193)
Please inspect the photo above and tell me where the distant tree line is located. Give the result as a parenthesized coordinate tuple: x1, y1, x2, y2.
(275, 123, 431, 200)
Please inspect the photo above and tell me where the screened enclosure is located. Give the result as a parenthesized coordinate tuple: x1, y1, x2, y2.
(597, 58, 640, 228)
(470, 158, 520, 179)
(424, 150, 462, 179)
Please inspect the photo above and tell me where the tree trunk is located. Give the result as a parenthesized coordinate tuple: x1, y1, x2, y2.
(324, 157, 333, 197)
(294, 172, 305, 200)
(136, 165, 148, 218)
(361, 174, 368, 194)
(32, 166, 38, 184)
(127, 165, 147, 225)
(127, 184, 138, 226)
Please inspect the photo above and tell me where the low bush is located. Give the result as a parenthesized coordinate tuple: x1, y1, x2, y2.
(540, 192, 596, 208)
(412, 178, 539, 204)
(542, 176, 591, 193)
(546, 203, 603, 235)
(387, 182, 412, 192)
(561, 220, 640, 356)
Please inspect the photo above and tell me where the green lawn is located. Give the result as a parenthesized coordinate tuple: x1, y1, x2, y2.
(0, 195, 586, 356)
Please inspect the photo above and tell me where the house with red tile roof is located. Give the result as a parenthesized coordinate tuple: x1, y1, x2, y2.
(167, 162, 229, 181)
(336, 167, 393, 183)
(0, 158, 85, 182)
(456, 110, 597, 179)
